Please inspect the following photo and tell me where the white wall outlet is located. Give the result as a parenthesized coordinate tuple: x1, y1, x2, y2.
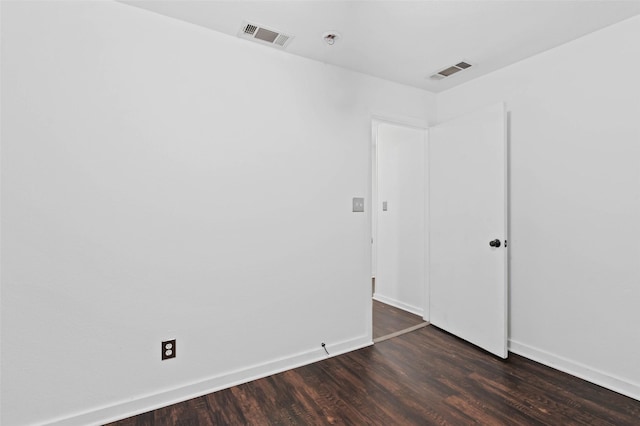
(352, 197, 365, 212)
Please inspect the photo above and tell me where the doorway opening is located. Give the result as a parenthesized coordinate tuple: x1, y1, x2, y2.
(371, 118, 429, 342)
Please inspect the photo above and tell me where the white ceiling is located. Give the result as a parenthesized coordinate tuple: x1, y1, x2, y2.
(120, 1, 640, 93)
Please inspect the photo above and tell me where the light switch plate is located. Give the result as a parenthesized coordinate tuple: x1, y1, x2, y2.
(352, 197, 365, 212)
(382, 201, 388, 211)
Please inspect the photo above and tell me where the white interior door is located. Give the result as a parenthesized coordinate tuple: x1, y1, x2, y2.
(429, 103, 508, 358)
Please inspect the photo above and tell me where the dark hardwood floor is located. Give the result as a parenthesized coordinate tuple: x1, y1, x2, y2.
(372, 299, 425, 339)
(109, 325, 640, 425)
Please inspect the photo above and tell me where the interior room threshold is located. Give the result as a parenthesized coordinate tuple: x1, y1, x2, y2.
(373, 322, 430, 344)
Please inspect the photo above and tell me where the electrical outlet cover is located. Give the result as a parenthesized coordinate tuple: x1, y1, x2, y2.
(352, 197, 365, 212)
(162, 339, 176, 360)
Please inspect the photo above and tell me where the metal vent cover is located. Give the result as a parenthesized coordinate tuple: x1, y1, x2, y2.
(238, 21, 293, 49)
(429, 61, 473, 80)
(243, 24, 257, 35)
(439, 66, 462, 77)
(274, 34, 290, 47)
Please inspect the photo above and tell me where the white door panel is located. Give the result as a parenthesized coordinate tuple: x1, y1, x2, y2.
(429, 103, 508, 358)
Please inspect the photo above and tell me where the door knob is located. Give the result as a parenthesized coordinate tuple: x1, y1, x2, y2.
(489, 239, 501, 248)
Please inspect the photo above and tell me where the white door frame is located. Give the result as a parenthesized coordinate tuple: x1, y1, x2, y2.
(370, 114, 430, 333)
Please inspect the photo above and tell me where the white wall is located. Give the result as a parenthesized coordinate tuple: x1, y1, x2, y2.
(437, 16, 640, 399)
(0, 2, 435, 424)
(374, 123, 426, 316)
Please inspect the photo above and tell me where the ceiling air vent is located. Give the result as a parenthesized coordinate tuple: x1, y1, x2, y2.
(243, 24, 258, 36)
(429, 61, 473, 80)
(238, 21, 294, 49)
(274, 34, 290, 47)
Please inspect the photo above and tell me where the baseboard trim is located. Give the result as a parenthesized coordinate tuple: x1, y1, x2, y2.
(373, 294, 423, 317)
(46, 336, 373, 426)
(509, 339, 640, 401)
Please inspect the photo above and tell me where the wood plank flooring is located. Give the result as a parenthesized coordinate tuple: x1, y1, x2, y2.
(109, 325, 640, 425)
(372, 299, 425, 339)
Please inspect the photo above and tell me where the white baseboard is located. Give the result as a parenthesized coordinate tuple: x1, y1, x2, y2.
(373, 293, 423, 317)
(42, 335, 639, 424)
(46, 336, 373, 426)
(509, 339, 640, 402)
